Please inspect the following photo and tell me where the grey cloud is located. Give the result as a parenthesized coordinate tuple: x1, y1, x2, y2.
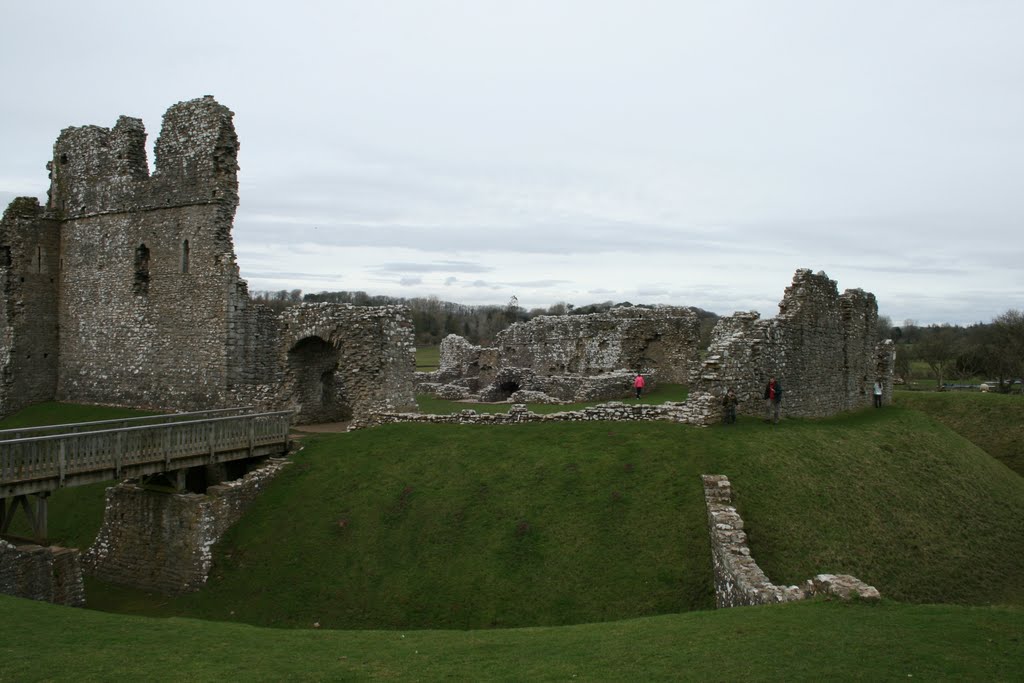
(375, 261, 493, 274)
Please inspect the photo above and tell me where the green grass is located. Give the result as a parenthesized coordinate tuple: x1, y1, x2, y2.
(896, 391, 1024, 476)
(0, 401, 158, 432)
(78, 407, 1024, 631)
(416, 346, 440, 371)
(2, 596, 1021, 681)
(415, 382, 690, 415)
(5, 397, 1024, 679)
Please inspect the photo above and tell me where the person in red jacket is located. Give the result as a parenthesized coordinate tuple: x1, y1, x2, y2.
(633, 372, 646, 399)
(764, 377, 782, 424)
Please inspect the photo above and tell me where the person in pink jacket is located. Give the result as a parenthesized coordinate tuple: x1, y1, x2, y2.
(633, 372, 646, 399)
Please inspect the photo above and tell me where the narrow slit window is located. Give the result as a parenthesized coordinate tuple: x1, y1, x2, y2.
(181, 239, 190, 273)
(134, 243, 150, 295)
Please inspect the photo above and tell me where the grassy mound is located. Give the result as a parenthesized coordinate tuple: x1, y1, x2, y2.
(2, 595, 1021, 681)
(897, 391, 1024, 476)
(85, 407, 1024, 630)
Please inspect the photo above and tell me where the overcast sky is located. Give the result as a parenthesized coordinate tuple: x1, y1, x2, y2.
(2, 1, 1021, 325)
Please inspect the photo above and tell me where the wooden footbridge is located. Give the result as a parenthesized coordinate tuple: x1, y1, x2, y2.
(0, 407, 292, 542)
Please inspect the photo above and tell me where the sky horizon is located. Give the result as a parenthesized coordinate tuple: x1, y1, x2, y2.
(2, 2, 1021, 326)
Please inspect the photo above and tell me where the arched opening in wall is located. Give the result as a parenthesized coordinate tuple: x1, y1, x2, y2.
(181, 239, 190, 273)
(133, 244, 150, 295)
(496, 380, 521, 401)
(288, 336, 350, 424)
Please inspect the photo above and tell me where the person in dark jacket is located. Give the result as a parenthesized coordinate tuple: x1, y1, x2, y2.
(764, 377, 782, 424)
(722, 388, 738, 424)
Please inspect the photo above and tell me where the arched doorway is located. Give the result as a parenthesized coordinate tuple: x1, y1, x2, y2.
(287, 336, 350, 423)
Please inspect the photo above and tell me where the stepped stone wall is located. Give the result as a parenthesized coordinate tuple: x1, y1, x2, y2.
(701, 474, 879, 608)
(83, 457, 289, 595)
(694, 270, 895, 419)
(0, 539, 85, 607)
(0, 97, 415, 423)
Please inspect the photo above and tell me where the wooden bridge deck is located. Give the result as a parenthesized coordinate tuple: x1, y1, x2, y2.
(0, 409, 293, 499)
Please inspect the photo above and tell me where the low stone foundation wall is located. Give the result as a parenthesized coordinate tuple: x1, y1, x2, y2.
(351, 393, 721, 430)
(83, 457, 290, 595)
(701, 474, 879, 608)
(0, 539, 85, 606)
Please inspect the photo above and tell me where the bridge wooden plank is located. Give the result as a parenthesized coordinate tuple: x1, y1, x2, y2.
(1, 411, 291, 498)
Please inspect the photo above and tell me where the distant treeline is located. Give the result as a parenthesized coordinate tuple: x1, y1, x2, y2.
(887, 311, 1024, 390)
(251, 289, 720, 347)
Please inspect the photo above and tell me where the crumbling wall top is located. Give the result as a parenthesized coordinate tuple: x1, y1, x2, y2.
(46, 96, 238, 220)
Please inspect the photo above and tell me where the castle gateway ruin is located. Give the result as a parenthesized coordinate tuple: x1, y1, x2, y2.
(0, 97, 415, 423)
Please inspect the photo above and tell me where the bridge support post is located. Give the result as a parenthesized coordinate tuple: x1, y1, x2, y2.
(0, 493, 49, 543)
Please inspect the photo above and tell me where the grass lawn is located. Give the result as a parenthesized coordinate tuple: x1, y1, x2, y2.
(2, 596, 1021, 681)
(4, 396, 1024, 679)
(78, 406, 1024, 631)
(416, 346, 440, 371)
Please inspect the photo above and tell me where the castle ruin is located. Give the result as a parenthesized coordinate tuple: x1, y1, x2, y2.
(418, 269, 894, 420)
(1, 96, 892, 427)
(418, 306, 702, 402)
(0, 97, 416, 423)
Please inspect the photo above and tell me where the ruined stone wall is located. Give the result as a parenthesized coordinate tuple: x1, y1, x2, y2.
(352, 395, 720, 429)
(695, 270, 894, 418)
(495, 307, 701, 383)
(83, 457, 289, 595)
(701, 474, 879, 608)
(1, 96, 419, 423)
(0, 539, 85, 607)
(0, 199, 61, 416)
(265, 303, 417, 424)
(52, 97, 242, 411)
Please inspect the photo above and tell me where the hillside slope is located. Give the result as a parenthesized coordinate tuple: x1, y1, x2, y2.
(897, 391, 1024, 476)
(85, 407, 1024, 629)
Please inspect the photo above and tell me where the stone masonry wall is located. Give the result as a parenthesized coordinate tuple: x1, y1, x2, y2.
(83, 457, 289, 595)
(52, 97, 241, 411)
(261, 303, 417, 424)
(1, 96, 419, 423)
(351, 396, 720, 430)
(0, 539, 85, 607)
(701, 474, 879, 608)
(695, 270, 894, 418)
(0, 198, 61, 416)
(496, 306, 702, 383)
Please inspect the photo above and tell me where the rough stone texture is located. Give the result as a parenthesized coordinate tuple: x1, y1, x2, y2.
(701, 474, 879, 608)
(83, 457, 289, 595)
(0, 97, 415, 423)
(422, 272, 893, 418)
(420, 308, 699, 403)
(351, 399, 714, 430)
(694, 270, 895, 419)
(227, 303, 417, 423)
(0, 198, 60, 417)
(496, 307, 702, 383)
(0, 539, 85, 607)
